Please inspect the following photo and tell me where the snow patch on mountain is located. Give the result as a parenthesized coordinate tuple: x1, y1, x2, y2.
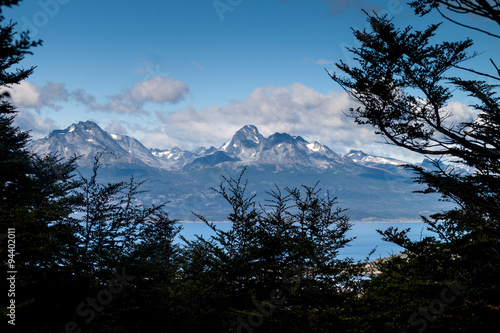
(344, 150, 405, 166)
(307, 142, 322, 152)
(28, 121, 416, 173)
(27, 121, 460, 221)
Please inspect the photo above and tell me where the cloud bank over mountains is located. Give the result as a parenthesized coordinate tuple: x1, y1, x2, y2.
(5, 78, 477, 162)
(149, 83, 377, 151)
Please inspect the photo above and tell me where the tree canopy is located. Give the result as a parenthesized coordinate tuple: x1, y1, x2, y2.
(330, 1, 500, 331)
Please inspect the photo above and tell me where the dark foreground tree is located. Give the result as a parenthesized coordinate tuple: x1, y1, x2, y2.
(72, 155, 169, 278)
(64, 161, 183, 333)
(411, 0, 500, 34)
(0, 3, 182, 331)
(180, 171, 359, 332)
(0, 1, 84, 331)
(331, 1, 499, 331)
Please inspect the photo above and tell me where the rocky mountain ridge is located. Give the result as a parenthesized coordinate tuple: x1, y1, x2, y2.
(26, 121, 454, 221)
(28, 121, 410, 172)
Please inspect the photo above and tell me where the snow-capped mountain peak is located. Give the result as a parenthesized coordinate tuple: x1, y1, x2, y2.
(222, 125, 265, 153)
(28, 122, 412, 172)
(307, 141, 323, 152)
(235, 124, 264, 143)
(344, 150, 405, 166)
(26, 121, 455, 222)
(29, 121, 161, 169)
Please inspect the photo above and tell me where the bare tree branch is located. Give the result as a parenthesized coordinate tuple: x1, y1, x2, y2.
(436, 6, 500, 38)
(453, 64, 500, 81)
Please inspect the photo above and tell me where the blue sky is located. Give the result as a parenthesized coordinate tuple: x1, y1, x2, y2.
(3, 0, 499, 161)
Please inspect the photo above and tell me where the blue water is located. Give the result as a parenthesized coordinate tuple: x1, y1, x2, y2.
(338, 222, 431, 261)
(177, 221, 433, 261)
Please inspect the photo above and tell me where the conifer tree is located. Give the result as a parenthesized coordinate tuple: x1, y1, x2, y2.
(0, 2, 82, 331)
(0, 0, 81, 271)
(331, 1, 499, 331)
(181, 171, 357, 332)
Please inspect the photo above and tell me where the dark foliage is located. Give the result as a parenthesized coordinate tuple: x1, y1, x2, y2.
(331, 1, 500, 331)
(180, 170, 359, 332)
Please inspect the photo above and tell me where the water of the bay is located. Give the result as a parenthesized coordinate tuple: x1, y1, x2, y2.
(177, 221, 434, 262)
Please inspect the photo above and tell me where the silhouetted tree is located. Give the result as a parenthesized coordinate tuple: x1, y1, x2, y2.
(73, 155, 168, 279)
(0, 2, 85, 332)
(411, 0, 500, 35)
(181, 170, 358, 332)
(331, 2, 499, 331)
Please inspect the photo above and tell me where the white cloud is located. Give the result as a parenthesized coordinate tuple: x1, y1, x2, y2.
(75, 76, 189, 114)
(3, 81, 41, 108)
(7, 79, 477, 163)
(99, 92, 150, 115)
(131, 77, 189, 104)
(2, 77, 190, 116)
(72, 89, 99, 108)
(105, 120, 129, 135)
(0, 81, 69, 110)
(141, 83, 401, 157)
(13, 109, 58, 140)
(68, 88, 150, 115)
(0, 81, 69, 140)
(40, 82, 69, 110)
(442, 101, 479, 125)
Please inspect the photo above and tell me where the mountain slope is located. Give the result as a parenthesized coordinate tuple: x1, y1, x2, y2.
(344, 150, 405, 166)
(27, 121, 455, 221)
(29, 121, 407, 172)
(110, 133, 163, 168)
(203, 124, 352, 170)
(28, 121, 161, 169)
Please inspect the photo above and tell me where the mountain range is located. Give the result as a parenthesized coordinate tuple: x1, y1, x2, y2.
(29, 121, 407, 171)
(27, 121, 453, 222)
